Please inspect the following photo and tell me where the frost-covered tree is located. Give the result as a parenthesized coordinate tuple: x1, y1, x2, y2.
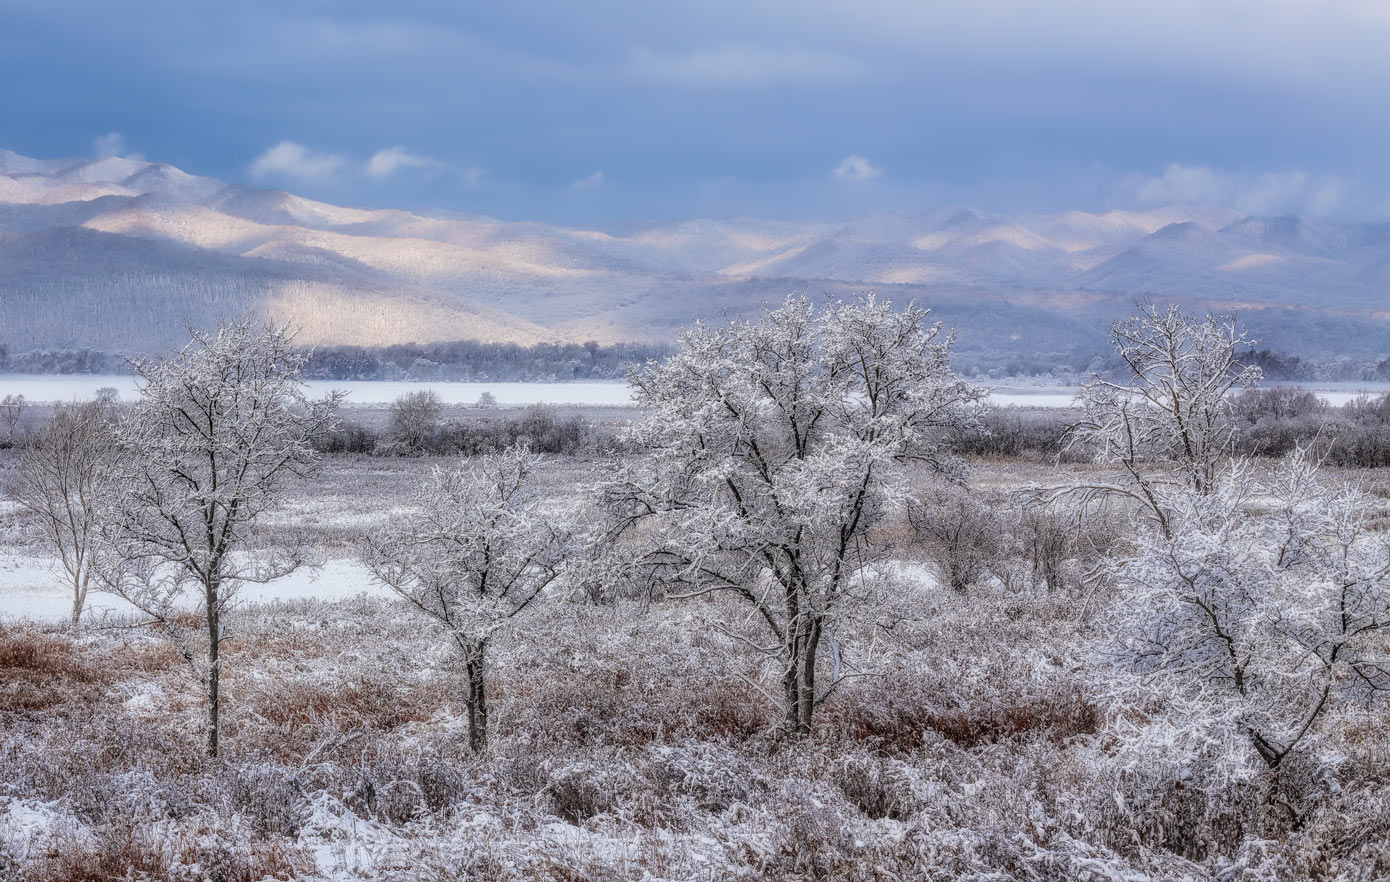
(1062, 304, 1261, 534)
(389, 389, 443, 454)
(1, 393, 25, 441)
(364, 444, 567, 751)
(1110, 449, 1390, 770)
(10, 400, 114, 623)
(98, 320, 340, 757)
(606, 294, 985, 736)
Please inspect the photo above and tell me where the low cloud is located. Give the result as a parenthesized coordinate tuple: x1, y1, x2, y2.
(250, 141, 349, 182)
(93, 132, 140, 160)
(629, 44, 867, 87)
(1130, 163, 1356, 217)
(366, 146, 444, 179)
(833, 155, 881, 183)
(569, 170, 605, 192)
(254, 142, 478, 186)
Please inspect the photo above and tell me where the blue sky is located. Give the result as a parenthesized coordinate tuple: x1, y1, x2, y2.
(2, 0, 1388, 226)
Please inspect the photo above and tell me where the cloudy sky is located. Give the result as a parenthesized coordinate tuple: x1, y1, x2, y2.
(2, 0, 1388, 225)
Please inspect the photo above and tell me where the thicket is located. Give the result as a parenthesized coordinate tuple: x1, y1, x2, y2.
(316, 403, 600, 457)
(1230, 387, 1390, 467)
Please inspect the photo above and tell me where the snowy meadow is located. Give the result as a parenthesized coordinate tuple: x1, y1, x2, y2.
(1, 301, 1389, 881)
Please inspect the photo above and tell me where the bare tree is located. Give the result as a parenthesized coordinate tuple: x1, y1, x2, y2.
(1056, 304, 1261, 535)
(1110, 449, 1390, 771)
(364, 444, 567, 751)
(1, 393, 25, 441)
(10, 400, 114, 623)
(389, 389, 443, 453)
(605, 294, 984, 736)
(97, 320, 339, 757)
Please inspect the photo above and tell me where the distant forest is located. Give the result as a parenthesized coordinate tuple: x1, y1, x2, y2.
(2, 339, 1388, 384)
(0, 340, 674, 381)
(299, 340, 675, 381)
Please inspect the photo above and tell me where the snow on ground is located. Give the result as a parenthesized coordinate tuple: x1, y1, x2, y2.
(0, 797, 71, 866)
(0, 554, 388, 624)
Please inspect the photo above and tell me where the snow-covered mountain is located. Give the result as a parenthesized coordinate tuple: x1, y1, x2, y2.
(2, 150, 1389, 364)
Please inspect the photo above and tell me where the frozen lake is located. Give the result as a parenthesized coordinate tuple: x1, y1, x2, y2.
(986, 382, 1390, 409)
(3, 374, 1389, 410)
(0, 374, 633, 407)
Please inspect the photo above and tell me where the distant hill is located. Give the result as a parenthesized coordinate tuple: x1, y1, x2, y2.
(2, 149, 1389, 373)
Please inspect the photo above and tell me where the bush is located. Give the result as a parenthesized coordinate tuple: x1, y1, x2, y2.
(951, 406, 1074, 460)
(337, 404, 606, 457)
(908, 486, 1003, 592)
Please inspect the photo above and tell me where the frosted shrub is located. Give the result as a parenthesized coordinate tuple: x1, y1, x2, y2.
(908, 485, 1002, 592)
(1108, 450, 1390, 771)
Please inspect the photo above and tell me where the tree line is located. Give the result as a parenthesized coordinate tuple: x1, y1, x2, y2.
(0, 338, 672, 381)
(299, 339, 673, 382)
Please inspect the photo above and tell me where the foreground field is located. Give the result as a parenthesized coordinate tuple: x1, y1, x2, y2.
(1, 452, 1388, 880)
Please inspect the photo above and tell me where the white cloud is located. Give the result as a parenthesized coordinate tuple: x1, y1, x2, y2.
(255, 143, 479, 186)
(250, 141, 349, 182)
(629, 44, 867, 87)
(833, 155, 881, 183)
(568, 171, 605, 192)
(1130, 163, 1357, 217)
(93, 132, 139, 159)
(366, 146, 444, 179)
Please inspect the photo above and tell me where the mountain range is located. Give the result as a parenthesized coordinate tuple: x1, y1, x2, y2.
(3, 149, 1389, 372)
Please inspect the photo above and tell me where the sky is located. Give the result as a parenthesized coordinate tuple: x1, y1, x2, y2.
(2, 0, 1389, 226)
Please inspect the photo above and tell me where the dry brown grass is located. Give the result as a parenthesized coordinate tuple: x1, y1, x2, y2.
(822, 679, 1100, 753)
(253, 677, 430, 731)
(29, 823, 315, 882)
(0, 626, 105, 711)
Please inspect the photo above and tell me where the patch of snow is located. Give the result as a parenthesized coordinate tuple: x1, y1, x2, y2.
(0, 797, 74, 864)
(0, 553, 388, 624)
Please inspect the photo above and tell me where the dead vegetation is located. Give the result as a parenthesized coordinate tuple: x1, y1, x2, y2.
(0, 576, 1386, 881)
(2, 449, 1390, 880)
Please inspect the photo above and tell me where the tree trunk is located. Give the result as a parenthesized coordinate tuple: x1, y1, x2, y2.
(206, 579, 220, 758)
(1247, 727, 1283, 769)
(782, 655, 803, 736)
(781, 618, 818, 738)
(70, 567, 89, 625)
(798, 618, 821, 734)
(465, 639, 488, 752)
